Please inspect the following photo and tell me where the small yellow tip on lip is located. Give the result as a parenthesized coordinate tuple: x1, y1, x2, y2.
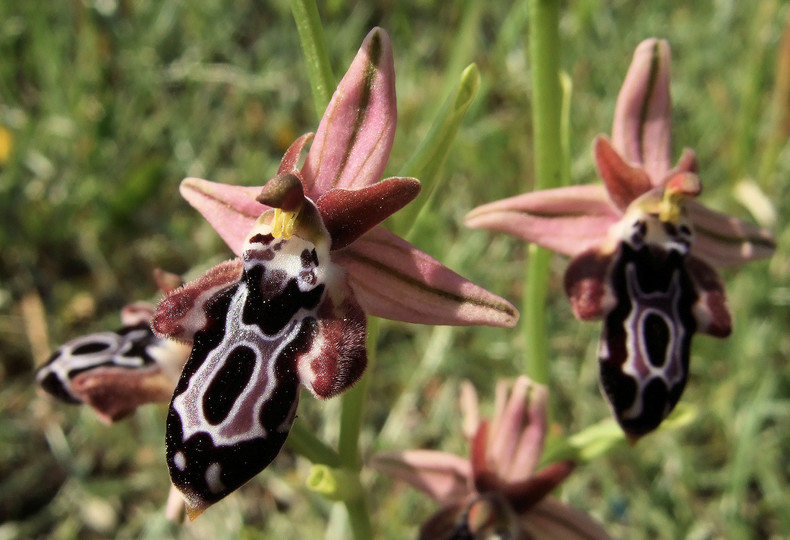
(185, 503, 205, 521)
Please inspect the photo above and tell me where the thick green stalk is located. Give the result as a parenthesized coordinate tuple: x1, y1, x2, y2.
(398, 64, 480, 241)
(343, 496, 374, 540)
(523, 0, 562, 384)
(289, 0, 335, 114)
(287, 418, 342, 467)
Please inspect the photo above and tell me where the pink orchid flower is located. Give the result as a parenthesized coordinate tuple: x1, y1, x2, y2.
(371, 377, 611, 539)
(150, 28, 518, 518)
(35, 269, 190, 424)
(465, 39, 775, 440)
(466, 39, 774, 268)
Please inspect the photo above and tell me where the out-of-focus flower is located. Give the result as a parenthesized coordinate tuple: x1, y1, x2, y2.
(466, 39, 774, 268)
(465, 39, 776, 439)
(372, 376, 611, 539)
(35, 269, 189, 424)
(151, 28, 518, 518)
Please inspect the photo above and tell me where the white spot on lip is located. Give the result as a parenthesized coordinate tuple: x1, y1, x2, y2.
(174, 451, 187, 471)
(205, 462, 225, 494)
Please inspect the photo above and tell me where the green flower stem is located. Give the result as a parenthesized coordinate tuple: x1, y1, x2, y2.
(397, 64, 480, 241)
(289, 0, 335, 114)
(523, 0, 563, 383)
(287, 418, 342, 467)
(343, 495, 374, 540)
(523, 245, 551, 384)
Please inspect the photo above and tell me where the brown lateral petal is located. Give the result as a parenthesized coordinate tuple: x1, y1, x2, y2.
(685, 255, 732, 338)
(418, 502, 469, 540)
(71, 366, 175, 424)
(471, 421, 499, 492)
(505, 461, 575, 514)
(594, 136, 653, 211)
(317, 177, 421, 250)
(563, 248, 616, 321)
(152, 259, 243, 342)
(668, 147, 698, 175)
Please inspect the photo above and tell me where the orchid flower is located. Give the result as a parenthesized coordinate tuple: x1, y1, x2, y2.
(35, 269, 190, 424)
(151, 28, 518, 518)
(465, 39, 776, 439)
(371, 377, 611, 539)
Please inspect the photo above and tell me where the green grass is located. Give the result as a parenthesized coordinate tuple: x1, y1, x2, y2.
(1, 1, 788, 538)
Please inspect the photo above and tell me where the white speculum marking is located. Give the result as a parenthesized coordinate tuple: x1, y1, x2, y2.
(173, 227, 332, 447)
(172, 284, 301, 446)
(174, 451, 187, 471)
(38, 329, 152, 397)
(205, 462, 226, 494)
(619, 263, 686, 420)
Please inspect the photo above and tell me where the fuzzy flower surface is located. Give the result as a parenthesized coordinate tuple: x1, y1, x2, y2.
(151, 28, 518, 517)
(465, 39, 775, 439)
(372, 377, 611, 539)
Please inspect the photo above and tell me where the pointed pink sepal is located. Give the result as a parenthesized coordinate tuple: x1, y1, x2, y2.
(612, 38, 672, 183)
(369, 450, 472, 504)
(687, 200, 777, 267)
(594, 136, 653, 211)
(334, 227, 519, 328)
(180, 178, 263, 257)
(465, 185, 619, 257)
(301, 27, 397, 198)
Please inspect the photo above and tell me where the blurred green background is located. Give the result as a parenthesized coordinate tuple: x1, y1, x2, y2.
(1, 1, 788, 538)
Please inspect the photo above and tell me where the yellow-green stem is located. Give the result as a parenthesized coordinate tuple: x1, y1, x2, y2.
(287, 418, 341, 467)
(289, 0, 335, 114)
